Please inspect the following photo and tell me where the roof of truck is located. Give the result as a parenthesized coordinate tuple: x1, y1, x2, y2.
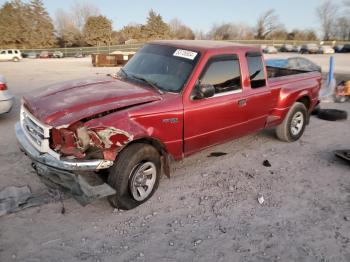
(151, 40, 260, 53)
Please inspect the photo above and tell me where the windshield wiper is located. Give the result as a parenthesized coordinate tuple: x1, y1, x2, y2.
(119, 67, 129, 78)
(130, 74, 164, 94)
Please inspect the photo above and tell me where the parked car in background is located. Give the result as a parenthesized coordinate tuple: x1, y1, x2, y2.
(334, 45, 344, 53)
(0, 75, 14, 115)
(74, 51, 85, 58)
(280, 44, 294, 52)
(27, 52, 38, 59)
(319, 45, 335, 54)
(292, 46, 301, 53)
(0, 49, 22, 62)
(52, 51, 64, 58)
(339, 44, 350, 53)
(300, 44, 319, 54)
(39, 51, 50, 58)
(263, 46, 278, 54)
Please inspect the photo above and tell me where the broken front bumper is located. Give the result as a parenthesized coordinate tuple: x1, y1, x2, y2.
(15, 123, 116, 205)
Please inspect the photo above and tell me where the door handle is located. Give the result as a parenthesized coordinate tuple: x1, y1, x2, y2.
(238, 99, 247, 107)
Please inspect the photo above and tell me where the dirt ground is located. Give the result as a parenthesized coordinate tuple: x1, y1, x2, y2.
(0, 55, 349, 262)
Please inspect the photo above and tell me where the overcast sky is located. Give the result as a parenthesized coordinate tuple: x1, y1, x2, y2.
(0, 0, 346, 33)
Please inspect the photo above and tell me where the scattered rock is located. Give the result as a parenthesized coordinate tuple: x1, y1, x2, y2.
(193, 239, 203, 246)
(139, 252, 144, 257)
(344, 216, 349, 221)
(169, 241, 174, 246)
(201, 173, 209, 178)
(144, 214, 152, 220)
(257, 194, 265, 204)
(0, 186, 51, 217)
(219, 225, 227, 233)
(263, 160, 272, 167)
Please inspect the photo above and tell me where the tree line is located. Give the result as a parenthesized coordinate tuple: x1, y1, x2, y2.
(0, 0, 349, 49)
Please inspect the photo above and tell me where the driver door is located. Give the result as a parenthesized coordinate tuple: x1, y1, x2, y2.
(183, 54, 248, 155)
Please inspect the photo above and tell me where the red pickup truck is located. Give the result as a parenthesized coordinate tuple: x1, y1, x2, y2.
(15, 40, 321, 209)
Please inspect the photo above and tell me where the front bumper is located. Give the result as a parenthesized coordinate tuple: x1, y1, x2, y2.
(15, 122, 116, 205)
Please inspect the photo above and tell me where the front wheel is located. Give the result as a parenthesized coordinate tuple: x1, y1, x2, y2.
(107, 143, 161, 210)
(12, 57, 19, 62)
(276, 102, 307, 142)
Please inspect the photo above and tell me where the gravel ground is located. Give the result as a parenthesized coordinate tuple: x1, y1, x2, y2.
(0, 56, 349, 262)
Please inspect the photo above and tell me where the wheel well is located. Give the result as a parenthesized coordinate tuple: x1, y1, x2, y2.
(126, 138, 171, 177)
(297, 96, 311, 110)
(129, 138, 167, 155)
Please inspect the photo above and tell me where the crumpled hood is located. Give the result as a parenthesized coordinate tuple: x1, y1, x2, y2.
(23, 77, 161, 127)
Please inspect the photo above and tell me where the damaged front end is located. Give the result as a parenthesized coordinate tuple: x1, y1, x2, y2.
(15, 106, 136, 205)
(50, 123, 134, 161)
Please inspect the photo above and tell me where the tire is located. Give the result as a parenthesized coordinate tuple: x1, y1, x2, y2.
(317, 109, 348, 121)
(12, 57, 19, 62)
(276, 102, 307, 142)
(107, 143, 161, 210)
(311, 104, 321, 115)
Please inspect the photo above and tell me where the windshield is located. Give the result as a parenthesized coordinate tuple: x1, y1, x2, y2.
(120, 44, 200, 93)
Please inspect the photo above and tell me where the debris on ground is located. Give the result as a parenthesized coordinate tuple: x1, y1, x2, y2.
(334, 150, 350, 164)
(208, 152, 227, 157)
(257, 194, 265, 205)
(335, 80, 350, 103)
(263, 160, 272, 167)
(317, 109, 348, 121)
(0, 186, 52, 217)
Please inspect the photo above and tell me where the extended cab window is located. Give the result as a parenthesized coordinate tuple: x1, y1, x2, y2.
(8, 50, 13, 54)
(246, 52, 266, 88)
(199, 55, 241, 95)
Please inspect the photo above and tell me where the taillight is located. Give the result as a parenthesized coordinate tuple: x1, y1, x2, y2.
(0, 83, 7, 91)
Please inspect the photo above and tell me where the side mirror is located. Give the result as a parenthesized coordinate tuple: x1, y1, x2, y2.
(193, 84, 215, 100)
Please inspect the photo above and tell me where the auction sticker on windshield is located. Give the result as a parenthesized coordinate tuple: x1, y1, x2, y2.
(173, 49, 197, 60)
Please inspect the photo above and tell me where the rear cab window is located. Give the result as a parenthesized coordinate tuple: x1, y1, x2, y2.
(199, 55, 242, 96)
(246, 52, 266, 89)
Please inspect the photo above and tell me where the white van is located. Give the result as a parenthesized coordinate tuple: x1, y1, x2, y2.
(0, 49, 23, 62)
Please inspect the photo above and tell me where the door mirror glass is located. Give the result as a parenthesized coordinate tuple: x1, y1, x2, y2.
(194, 83, 215, 99)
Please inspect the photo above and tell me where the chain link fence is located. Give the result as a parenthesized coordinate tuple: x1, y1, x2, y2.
(18, 40, 350, 57)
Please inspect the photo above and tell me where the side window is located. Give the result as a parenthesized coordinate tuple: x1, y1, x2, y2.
(199, 55, 241, 95)
(14, 50, 18, 54)
(246, 53, 266, 88)
(8, 50, 13, 54)
(0, 51, 5, 54)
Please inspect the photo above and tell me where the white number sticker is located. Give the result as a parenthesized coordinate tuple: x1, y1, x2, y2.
(173, 49, 197, 60)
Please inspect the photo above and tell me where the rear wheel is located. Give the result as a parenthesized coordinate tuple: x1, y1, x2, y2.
(276, 102, 307, 142)
(107, 143, 161, 210)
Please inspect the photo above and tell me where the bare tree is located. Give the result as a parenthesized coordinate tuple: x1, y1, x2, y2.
(169, 18, 195, 39)
(208, 22, 253, 40)
(335, 17, 350, 40)
(55, 9, 81, 46)
(316, 1, 338, 40)
(71, 1, 99, 32)
(255, 9, 282, 39)
(55, 1, 99, 46)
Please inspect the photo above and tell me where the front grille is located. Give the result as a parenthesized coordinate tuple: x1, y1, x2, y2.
(22, 112, 45, 146)
(20, 106, 50, 153)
